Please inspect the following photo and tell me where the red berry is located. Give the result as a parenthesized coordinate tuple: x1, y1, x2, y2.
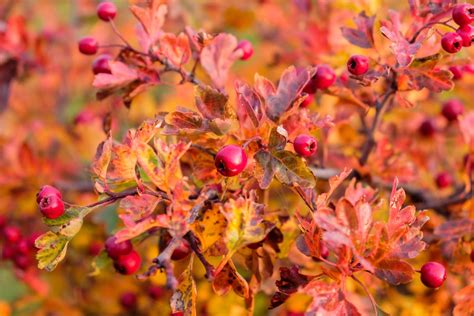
(452, 3, 474, 26)
(171, 312, 184, 316)
(320, 243, 329, 259)
(2, 245, 15, 260)
(88, 241, 103, 256)
(306, 65, 336, 91)
(418, 119, 436, 137)
(236, 40, 253, 60)
(441, 32, 463, 53)
(449, 65, 463, 81)
(27, 232, 42, 249)
(171, 239, 191, 261)
(13, 254, 32, 270)
(3, 226, 21, 243)
(420, 262, 447, 288)
(114, 250, 142, 275)
(119, 292, 137, 310)
(16, 239, 30, 255)
(456, 24, 474, 47)
(92, 54, 112, 74)
(471, 250, 474, 262)
(36, 185, 61, 203)
(435, 172, 453, 189)
(347, 55, 369, 76)
(97, 1, 117, 22)
(78, 37, 98, 55)
(39, 194, 65, 219)
(442, 99, 464, 121)
(462, 64, 474, 74)
(300, 93, 314, 108)
(293, 134, 317, 157)
(148, 285, 165, 300)
(0, 215, 5, 228)
(105, 236, 133, 260)
(215, 145, 247, 177)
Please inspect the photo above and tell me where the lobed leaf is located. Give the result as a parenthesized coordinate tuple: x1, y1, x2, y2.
(170, 264, 197, 316)
(341, 11, 376, 49)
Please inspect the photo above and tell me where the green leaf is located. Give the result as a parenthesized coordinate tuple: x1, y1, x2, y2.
(89, 251, 112, 276)
(254, 150, 316, 189)
(0, 268, 28, 302)
(35, 232, 70, 272)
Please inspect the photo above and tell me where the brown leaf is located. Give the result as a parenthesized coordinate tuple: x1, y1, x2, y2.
(195, 85, 232, 120)
(374, 259, 414, 285)
(212, 260, 249, 298)
(235, 80, 263, 128)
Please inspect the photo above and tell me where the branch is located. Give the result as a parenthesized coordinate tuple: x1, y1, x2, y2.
(184, 231, 215, 280)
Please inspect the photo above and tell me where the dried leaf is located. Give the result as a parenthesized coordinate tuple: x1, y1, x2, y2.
(170, 263, 197, 316)
(212, 260, 249, 298)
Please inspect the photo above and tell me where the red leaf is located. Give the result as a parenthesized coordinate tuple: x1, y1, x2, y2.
(264, 66, 313, 122)
(235, 80, 263, 128)
(341, 11, 375, 49)
(304, 280, 361, 315)
(93, 61, 139, 90)
(374, 259, 414, 285)
(380, 10, 421, 67)
(200, 33, 240, 89)
(129, 2, 167, 51)
(159, 32, 191, 67)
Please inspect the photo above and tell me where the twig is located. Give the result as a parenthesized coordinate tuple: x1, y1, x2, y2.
(184, 231, 215, 280)
(409, 20, 456, 44)
(352, 275, 378, 316)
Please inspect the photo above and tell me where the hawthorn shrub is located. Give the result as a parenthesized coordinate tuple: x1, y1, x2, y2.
(1, 0, 473, 315)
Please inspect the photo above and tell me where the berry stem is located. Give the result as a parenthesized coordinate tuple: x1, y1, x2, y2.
(108, 19, 132, 47)
(409, 19, 456, 44)
(351, 275, 378, 316)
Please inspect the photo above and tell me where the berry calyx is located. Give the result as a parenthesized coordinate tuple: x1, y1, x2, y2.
(456, 24, 474, 47)
(39, 194, 65, 219)
(347, 55, 369, 76)
(119, 292, 137, 310)
(441, 99, 464, 122)
(300, 93, 314, 108)
(420, 261, 447, 288)
(293, 134, 317, 157)
(435, 172, 453, 189)
(449, 65, 463, 81)
(78, 37, 99, 55)
(114, 250, 142, 275)
(452, 3, 474, 26)
(236, 40, 253, 60)
(3, 226, 21, 243)
(215, 145, 247, 177)
(97, 1, 117, 22)
(36, 185, 62, 203)
(418, 119, 436, 137)
(171, 239, 191, 261)
(92, 54, 112, 74)
(105, 236, 133, 260)
(441, 32, 463, 53)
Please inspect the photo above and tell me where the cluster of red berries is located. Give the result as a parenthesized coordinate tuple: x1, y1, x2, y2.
(0, 216, 41, 270)
(119, 284, 166, 312)
(441, 3, 474, 53)
(37, 185, 65, 219)
(301, 55, 369, 108)
(448, 64, 474, 81)
(77, 2, 117, 73)
(214, 135, 317, 177)
(105, 236, 142, 275)
(418, 98, 465, 138)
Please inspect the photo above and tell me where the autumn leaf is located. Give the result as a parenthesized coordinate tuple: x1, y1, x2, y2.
(130, 2, 167, 51)
(459, 111, 474, 147)
(304, 280, 361, 315)
(269, 266, 310, 309)
(190, 203, 227, 252)
(159, 32, 191, 67)
(341, 11, 375, 49)
(216, 191, 274, 273)
(380, 10, 421, 67)
(93, 61, 139, 90)
(254, 149, 316, 189)
(264, 66, 313, 122)
(195, 85, 232, 120)
(402, 67, 453, 93)
(374, 259, 414, 285)
(200, 33, 240, 89)
(212, 260, 249, 298)
(235, 80, 264, 128)
(170, 262, 197, 316)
